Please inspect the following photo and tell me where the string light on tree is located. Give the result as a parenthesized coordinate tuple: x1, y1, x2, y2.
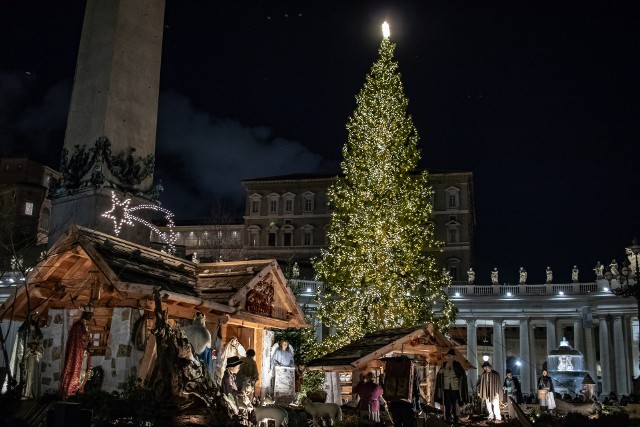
(102, 191, 178, 252)
(313, 21, 456, 354)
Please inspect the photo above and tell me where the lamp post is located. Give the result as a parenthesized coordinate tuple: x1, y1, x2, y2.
(609, 239, 640, 378)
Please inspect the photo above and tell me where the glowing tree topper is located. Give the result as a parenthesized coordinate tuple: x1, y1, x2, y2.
(102, 191, 177, 252)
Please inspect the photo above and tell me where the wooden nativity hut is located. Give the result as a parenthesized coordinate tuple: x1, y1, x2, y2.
(306, 323, 473, 405)
(0, 225, 307, 398)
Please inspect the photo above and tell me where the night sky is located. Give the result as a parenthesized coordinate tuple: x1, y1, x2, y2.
(1, 1, 639, 285)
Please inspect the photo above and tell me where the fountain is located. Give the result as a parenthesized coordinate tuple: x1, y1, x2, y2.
(546, 337, 593, 397)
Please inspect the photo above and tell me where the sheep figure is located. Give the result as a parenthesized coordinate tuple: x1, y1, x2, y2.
(255, 405, 288, 427)
(300, 396, 342, 426)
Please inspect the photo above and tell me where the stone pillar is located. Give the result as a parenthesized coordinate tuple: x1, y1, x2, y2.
(584, 327, 597, 385)
(599, 317, 612, 396)
(50, 0, 166, 246)
(546, 319, 557, 357)
(101, 307, 145, 392)
(466, 319, 478, 387)
(529, 323, 537, 396)
(519, 318, 531, 394)
(493, 319, 505, 380)
(573, 318, 584, 354)
(613, 315, 629, 395)
(63, 0, 165, 191)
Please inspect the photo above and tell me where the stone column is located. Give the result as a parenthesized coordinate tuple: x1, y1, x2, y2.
(529, 323, 537, 396)
(466, 319, 478, 386)
(546, 318, 557, 356)
(573, 318, 584, 354)
(598, 316, 612, 396)
(493, 319, 505, 380)
(584, 326, 597, 384)
(518, 318, 531, 394)
(613, 315, 629, 395)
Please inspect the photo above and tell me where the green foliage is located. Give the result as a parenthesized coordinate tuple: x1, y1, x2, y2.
(313, 33, 456, 352)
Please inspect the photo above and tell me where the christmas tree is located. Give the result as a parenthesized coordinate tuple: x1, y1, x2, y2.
(313, 22, 456, 352)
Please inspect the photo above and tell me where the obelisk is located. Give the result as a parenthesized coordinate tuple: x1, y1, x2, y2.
(50, 0, 166, 245)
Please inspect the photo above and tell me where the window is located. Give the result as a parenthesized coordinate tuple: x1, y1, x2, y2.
(302, 192, 315, 213)
(446, 220, 460, 244)
(284, 232, 292, 246)
(24, 202, 34, 216)
(283, 192, 295, 214)
(282, 225, 294, 247)
(249, 194, 262, 216)
(247, 226, 260, 247)
(185, 232, 198, 246)
(447, 258, 461, 281)
(268, 193, 280, 214)
(445, 187, 460, 210)
(302, 225, 314, 246)
(268, 232, 277, 246)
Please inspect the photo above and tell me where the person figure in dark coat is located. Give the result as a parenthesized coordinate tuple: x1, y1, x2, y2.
(435, 348, 468, 424)
(477, 361, 502, 421)
(537, 369, 556, 413)
(503, 369, 523, 419)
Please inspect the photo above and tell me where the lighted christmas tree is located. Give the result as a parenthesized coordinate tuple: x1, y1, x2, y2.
(314, 22, 456, 352)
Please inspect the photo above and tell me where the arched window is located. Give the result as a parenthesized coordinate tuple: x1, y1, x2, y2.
(447, 258, 461, 282)
(301, 224, 314, 246)
(247, 226, 261, 247)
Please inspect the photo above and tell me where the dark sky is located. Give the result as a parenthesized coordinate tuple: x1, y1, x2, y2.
(1, 1, 639, 285)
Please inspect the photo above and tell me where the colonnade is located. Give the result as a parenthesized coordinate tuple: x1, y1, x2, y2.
(462, 314, 637, 397)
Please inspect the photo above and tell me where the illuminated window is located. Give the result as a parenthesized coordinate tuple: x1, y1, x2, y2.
(247, 226, 260, 247)
(24, 202, 34, 216)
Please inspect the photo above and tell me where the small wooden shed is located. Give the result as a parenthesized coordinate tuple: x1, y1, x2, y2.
(305, 323, 472, 404)
(0, 225, 307, 396)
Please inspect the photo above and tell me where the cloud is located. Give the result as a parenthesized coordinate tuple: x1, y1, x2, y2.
(156, 90, 325, 218)
(0, 77, 327, 219)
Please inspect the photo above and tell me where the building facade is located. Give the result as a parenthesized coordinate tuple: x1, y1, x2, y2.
(240, 172, 474, 281)
(290, 273, 639, 399)
(0, 158, 60, 266)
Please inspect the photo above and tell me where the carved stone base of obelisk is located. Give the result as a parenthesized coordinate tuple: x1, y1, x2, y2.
(50, 187, 154, 246)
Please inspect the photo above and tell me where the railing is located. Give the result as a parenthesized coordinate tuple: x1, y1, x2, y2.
(290, 279, 599, 298)
(449, 282, 598, 297)
(289, 279, 324, 295)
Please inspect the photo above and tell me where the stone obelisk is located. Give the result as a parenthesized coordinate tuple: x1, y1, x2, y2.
(50, 0, 166, 245)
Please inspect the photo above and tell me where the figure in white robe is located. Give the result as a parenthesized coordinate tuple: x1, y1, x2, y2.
(215, 337, 246, 385)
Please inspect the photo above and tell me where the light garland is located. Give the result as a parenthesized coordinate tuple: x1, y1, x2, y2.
(102, 191, 178, 253)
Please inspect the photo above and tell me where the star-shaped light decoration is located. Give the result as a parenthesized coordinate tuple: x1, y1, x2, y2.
(102, 191, 178, 253)
(102, 192, 134, 235)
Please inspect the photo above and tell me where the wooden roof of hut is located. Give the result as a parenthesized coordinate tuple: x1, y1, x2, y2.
(0, 225, 307, 335)
(306, 323, 473, 371)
